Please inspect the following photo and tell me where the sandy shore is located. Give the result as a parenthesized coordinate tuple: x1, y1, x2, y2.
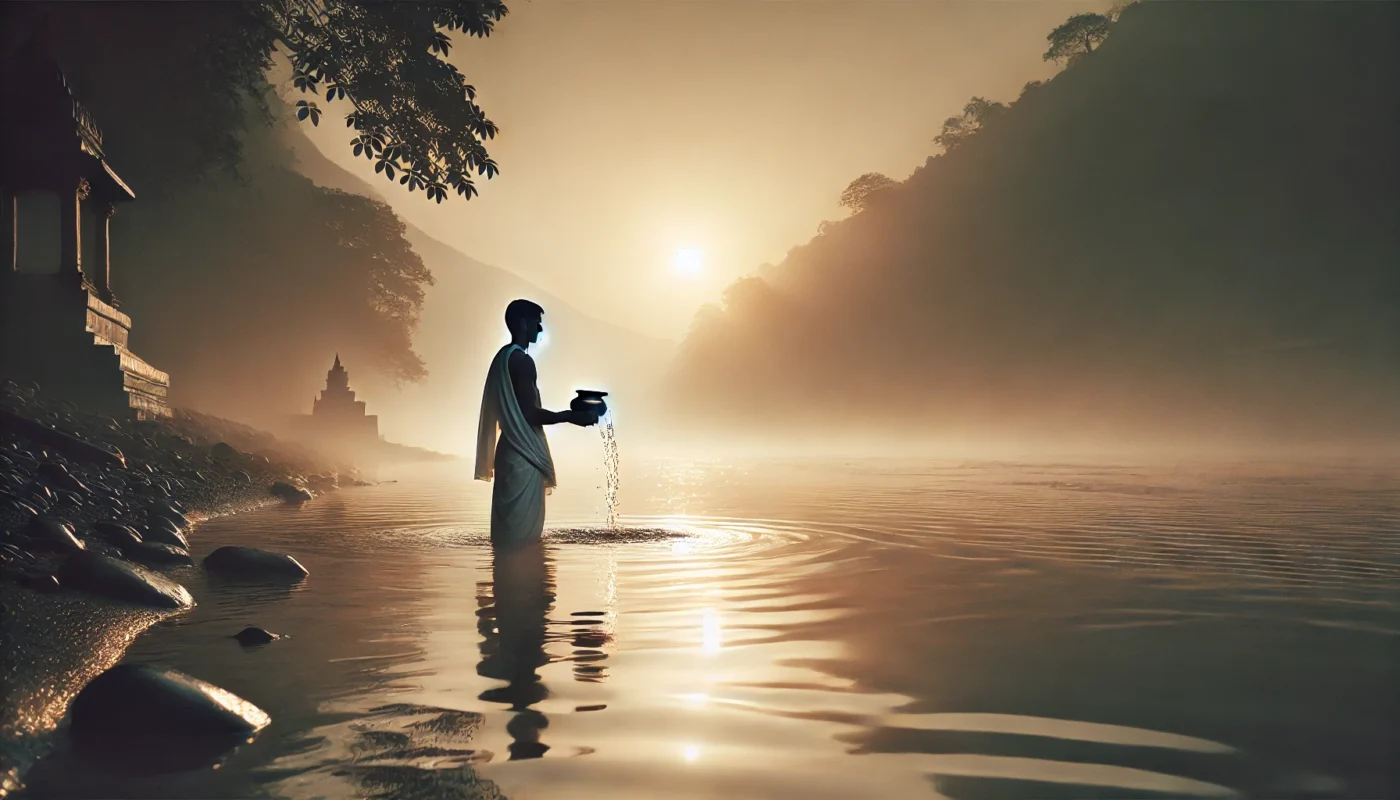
(0, 381, 349, 797)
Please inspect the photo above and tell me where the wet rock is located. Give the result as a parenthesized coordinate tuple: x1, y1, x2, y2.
(58, 552, 194, 609)
(270, 481, 314, 503)
(37, 462, 88, 494)
(0, 542, 29, 562)
(211, 442, 239, 460)
(17, 572, 62, 593)
(55, 489, 84, 507)
(125, 541, 195, 566)
(142, 518, 191, 550)
(204, 546, 308, 581)
(3, 493, 40, 517)
(233, 626, 282, 646)
(23, 482, 54, 509)
(22, 514, 87, 553)
(92, 521, 143, 548)
(233, 469, 252, 485)
(148, 503, 191, 530)
(68, 664, 270, 774)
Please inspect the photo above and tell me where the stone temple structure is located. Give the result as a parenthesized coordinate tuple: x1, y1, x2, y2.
(0, 33, 170, 418)
(290, 355, 379, 445)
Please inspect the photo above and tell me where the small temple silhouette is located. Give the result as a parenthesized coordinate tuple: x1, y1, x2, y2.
(0, 30, 170, 418)
(288, 355, 380, 445)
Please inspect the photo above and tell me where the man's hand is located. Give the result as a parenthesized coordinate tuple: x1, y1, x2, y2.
(568, 408, 599, 427)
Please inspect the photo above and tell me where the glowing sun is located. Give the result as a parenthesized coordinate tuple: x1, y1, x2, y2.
(673, 246, 703, 276)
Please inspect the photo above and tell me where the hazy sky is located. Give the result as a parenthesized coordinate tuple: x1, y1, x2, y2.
(301, 0, 1106, 341)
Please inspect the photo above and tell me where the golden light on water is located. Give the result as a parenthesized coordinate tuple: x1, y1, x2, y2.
(701, 607, 723, 654)
(682, 744, 702, 762)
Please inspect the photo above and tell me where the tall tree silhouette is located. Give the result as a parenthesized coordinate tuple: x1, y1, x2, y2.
(1043, 13, 1113, 65)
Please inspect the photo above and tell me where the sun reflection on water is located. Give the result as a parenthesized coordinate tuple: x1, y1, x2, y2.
(701, 607, 723, 654)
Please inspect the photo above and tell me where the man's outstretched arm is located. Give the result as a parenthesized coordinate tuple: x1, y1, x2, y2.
(510, 350, 593, 427)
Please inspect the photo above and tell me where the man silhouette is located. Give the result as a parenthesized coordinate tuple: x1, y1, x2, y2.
(475, 300, 597, 546)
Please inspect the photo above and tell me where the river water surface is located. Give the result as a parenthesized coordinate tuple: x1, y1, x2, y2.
(19, 455, 1400, 799)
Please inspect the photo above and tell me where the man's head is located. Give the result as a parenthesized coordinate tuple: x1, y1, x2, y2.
(505, 299, 545, 346)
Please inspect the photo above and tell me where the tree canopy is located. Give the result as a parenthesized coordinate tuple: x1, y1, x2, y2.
(838, 173, 897, 213)
(1044, 12, 1113, 65)
(267, 0, 508, 203)
(933, 97, 1008, 152)
(2, 0, 510, 205)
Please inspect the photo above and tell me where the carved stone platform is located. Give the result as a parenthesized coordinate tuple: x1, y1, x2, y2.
(0, 274, 170, 419)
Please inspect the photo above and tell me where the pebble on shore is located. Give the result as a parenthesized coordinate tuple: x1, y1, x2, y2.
(233, 626, 283, 646)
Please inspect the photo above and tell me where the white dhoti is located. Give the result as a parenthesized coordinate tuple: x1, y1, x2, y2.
(475, 344, 556, 546)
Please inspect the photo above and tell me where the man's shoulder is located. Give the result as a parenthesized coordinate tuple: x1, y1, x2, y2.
(508, 348, 536, 371)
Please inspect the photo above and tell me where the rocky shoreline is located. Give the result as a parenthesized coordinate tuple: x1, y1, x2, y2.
(0, 380, 351, 797)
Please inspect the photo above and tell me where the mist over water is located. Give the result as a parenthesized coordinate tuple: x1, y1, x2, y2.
(8, 3, 1397, 797)
(17, 453, 1398, 799)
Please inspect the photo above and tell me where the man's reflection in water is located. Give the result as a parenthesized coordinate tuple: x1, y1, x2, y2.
(477, 541, 555, 759)
(477, 540, 618, 760)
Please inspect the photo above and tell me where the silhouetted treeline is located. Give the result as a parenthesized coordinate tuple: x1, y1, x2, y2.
(2, 4, 435, 415)
(667, 2, 1400, 442)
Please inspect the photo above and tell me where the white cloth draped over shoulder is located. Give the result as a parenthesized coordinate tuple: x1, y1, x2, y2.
(475, 344, 556, 545)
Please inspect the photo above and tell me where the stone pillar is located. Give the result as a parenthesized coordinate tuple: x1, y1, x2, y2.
(61, 178, 91, 288)
(97, 202, 117, 305)
(1, 188, 15, 272)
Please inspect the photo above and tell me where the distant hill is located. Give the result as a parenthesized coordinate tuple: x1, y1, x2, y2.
(284, 131, 675, 453)
(666, 1, 1400, 444)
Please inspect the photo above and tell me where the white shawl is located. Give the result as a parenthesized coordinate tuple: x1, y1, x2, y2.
(475, 344, 557, 489)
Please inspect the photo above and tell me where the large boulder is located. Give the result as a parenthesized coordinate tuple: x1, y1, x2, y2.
(68, 664, 270, 774)
(23, 514, 86, 554)
(58, 552, 194, 609)
(269, 481, 313, 503)
(203, 546, 308, 582)
(210, 442, 239, 461)
(142, 518, 191, 550)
